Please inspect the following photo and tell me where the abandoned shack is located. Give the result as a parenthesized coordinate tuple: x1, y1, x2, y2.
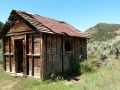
(0, 10, 87, 79)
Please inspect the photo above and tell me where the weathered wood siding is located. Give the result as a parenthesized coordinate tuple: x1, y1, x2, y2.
(3, 19, 87, 80)
(42, 34, 87, 78)
(8, 20, 32, 33)
(27, 33, 42, 78)
(63, 37, 73, 72)
(42, 33, 62, 78)
(4, 37, 11, 72)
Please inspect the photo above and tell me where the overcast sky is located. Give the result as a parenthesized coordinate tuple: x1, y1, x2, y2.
(0, 0, 120, 32)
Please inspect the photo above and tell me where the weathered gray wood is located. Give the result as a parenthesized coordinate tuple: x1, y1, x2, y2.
(42, 33, 47, 79)
(40, 32, 43, 79)
(25, 35, 27, 76)
(51, 35, 56, 73)
(56, 35, 62, 73)
(47, 34, 52, 76)
(2, 38, 6, 71)
(31, 34, 34, 76)
(8, 37, 12, 72)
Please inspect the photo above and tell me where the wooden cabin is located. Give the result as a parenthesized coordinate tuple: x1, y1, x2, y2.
(0, 10, 87, 79)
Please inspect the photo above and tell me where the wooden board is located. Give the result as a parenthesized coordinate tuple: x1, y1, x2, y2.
(5, 56, 10, 71)
(33, 34, 40, 54)
(34, 57, 41, 78)
(11, 56, 15, 73)
(8, 20, 32, 33)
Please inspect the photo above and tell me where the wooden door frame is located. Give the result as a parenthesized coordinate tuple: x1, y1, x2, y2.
(13, 35, 27, 74)
(14, 37, 24, 73)
(62, 37, 74, 73)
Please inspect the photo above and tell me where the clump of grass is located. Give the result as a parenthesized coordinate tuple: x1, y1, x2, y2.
(80, 60, 96, 74)
(0, 58, 3, 64)
(49, 73, 64, 82)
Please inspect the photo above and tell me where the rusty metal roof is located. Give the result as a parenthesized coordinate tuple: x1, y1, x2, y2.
(33, 15, 85, 37)
(16, 10, 86, 38)
(1, 10, 87, 38)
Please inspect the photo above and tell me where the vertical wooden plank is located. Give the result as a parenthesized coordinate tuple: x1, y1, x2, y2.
(2, 38, 6, 71)
(23, 35, 27, 77)
(25, 35, 27, 76)
(77, 38, 81, 62)
(56, 35, 62, 73)
(33, 34, 40, 54)
(62, 36, 66, 73)
(28, 34, 32, 75)
(10, 37, 13, 54)
(31, 34, 34, 76)
(40, 32, 43, 79)
(47, 34, 52, 76)
(8, 37, 12, 72)
(82, 38, 87, 60)
(11, 56, 15, 73)
(42, 33, 47, 79)
(80, 38, 83, 59)
(13, 39, 17, 73)
(34, 57, 41, 78)
(61, 35, 64, 73)
(28, 57, 32, 76)
(5, 56, 10, 71)
(51, 35, 56, 73)
(74, 37, 78, 63)
(72, 37, 74, 63)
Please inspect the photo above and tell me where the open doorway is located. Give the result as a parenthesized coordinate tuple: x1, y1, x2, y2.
(15, 40, 23, 73)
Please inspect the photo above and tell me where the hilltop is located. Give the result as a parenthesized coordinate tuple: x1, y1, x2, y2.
(84, 23, 120, 42)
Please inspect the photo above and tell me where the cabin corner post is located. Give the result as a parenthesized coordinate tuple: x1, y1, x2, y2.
(40, 32, 43, 79)
(24, 35, 27, 77)
(2, 38, 6, 71)
(42, 33, 47, 79)
(82, 38, 87, 60)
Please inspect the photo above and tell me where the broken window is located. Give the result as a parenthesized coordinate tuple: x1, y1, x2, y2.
(65, 38, 73, 52)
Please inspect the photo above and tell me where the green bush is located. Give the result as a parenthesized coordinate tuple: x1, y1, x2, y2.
(49, 73, 64, 82)
(80, 60, 96, 74)
(0, 40, 2, 49)
(0, 58, 3, 64)
(68, 54, 80, 75)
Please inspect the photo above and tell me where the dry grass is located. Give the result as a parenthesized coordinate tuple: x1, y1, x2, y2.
(0, 55, 120, 90)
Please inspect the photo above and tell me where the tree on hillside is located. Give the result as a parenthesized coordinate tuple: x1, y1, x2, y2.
(0, 21, 4, 49)
(0, 21, 4, 31)
(85, 23, 120, 42)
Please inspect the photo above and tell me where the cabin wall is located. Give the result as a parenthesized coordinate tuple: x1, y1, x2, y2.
(3, 36, 14, 72)
(2, 18, 43, 79)
(62, 37, 84, 72)
(3, 33, 42, 79)
(42, 33, 62, 79)
(42, 33, 87, 79)
(27, 33, 42, 78)
(3, 32, 87, 80)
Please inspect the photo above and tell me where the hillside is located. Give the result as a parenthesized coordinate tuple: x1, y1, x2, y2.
(84, 23, 120, 42)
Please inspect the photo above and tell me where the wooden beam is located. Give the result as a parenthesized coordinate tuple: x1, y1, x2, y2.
(8, 37, 12, 72)
(24, 35, 27, 77)
(6, 31, 35, 36)
(31, 34, 34, 76)
(40, 32, 43, 79)
(2, 38, 6, 71)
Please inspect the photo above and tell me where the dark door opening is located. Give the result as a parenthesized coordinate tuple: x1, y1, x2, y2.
(15, 40, 23, 73)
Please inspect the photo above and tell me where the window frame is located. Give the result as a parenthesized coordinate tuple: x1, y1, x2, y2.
(64, 38, 73, 53)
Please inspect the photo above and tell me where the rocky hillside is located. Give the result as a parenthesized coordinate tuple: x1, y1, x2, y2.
(84, 23, 120, 42)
